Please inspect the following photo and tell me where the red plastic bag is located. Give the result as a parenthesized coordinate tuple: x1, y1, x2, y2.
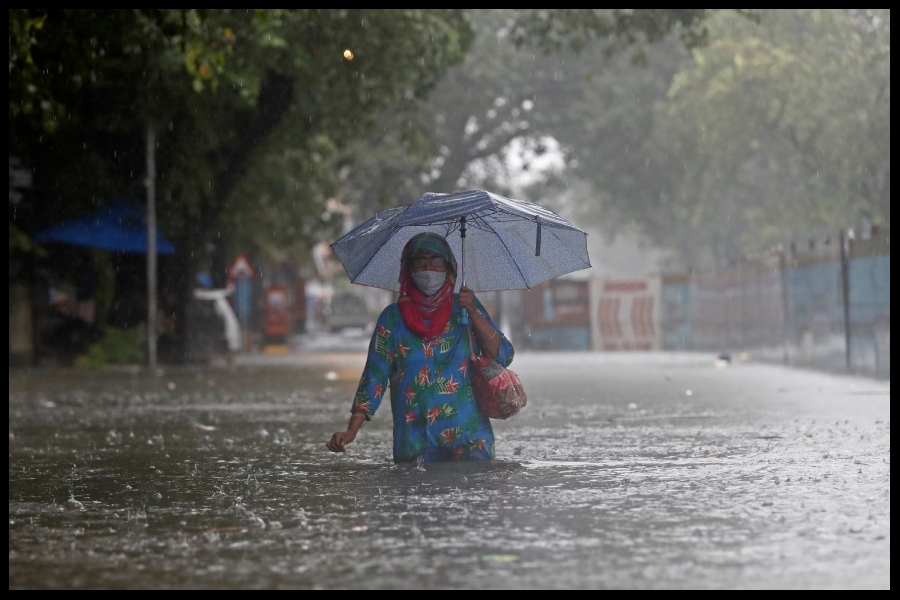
(470, 353, 527, 420)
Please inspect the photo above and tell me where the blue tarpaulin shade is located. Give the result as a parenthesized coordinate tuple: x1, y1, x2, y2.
(33, 200, 175, 254)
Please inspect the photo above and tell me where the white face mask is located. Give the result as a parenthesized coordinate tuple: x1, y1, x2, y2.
(412, 270, 447, 296)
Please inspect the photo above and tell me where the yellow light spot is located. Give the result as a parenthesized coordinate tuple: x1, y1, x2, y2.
(343, 49, 354, 60)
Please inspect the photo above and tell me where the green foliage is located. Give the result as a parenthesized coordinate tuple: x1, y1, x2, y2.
(9, 10, 475, 358)
(503, 9, 890, 270)
(334, 9, 730, 221)
(9, 9, 60, 133)
(507, 9, 736, 58)
(74, 326, 144, 368)
(8, 221, 44, 256)
(652, 9, 890, 264)
(8, 221, 46, 279)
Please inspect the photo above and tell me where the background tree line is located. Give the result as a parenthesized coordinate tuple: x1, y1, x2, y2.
(9, 9, 889, 362)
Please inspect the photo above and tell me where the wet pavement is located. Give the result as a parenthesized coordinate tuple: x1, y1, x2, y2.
(8, 345, 890, 589)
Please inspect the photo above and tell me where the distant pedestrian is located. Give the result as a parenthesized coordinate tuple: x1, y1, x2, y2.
(194, 279, 241, 365)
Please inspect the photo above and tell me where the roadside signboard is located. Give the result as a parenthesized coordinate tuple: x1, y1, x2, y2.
(590, 277, 661, 351)
(228, 253, 256, 279)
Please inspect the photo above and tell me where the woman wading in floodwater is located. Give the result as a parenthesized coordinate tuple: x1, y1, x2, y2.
(326, 232, 514, 462)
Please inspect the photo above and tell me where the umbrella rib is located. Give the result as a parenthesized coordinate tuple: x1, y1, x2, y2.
(468, 212, 533, 290)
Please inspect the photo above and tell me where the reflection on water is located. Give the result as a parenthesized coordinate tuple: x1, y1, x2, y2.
(8, 355, 890, 589)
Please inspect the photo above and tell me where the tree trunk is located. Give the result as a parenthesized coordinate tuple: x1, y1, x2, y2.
(166, 70, 296, 363)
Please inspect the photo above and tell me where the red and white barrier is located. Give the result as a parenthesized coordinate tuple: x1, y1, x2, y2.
(590, 277, 661, 351)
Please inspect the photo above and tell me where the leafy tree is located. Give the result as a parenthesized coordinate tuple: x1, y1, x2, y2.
(495, 9, 890, 270)
(648, 9, 890, 266)
(506, 8, 716, 56)
(334, 9, 728, 224)
(9, 9, 473, 361)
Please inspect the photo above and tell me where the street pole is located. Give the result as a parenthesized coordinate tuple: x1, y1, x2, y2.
(777, 246, 792, 366)
(839, 229, 852, 372)
(146, 124, 157, 371)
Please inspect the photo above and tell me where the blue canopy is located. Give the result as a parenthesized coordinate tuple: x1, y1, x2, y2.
(33, 200, 175, 254)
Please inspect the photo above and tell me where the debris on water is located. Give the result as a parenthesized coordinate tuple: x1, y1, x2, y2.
(626, 402, 638, 411)
(190, 422, 217, 433)
(715, 353, 731, 368)
(203, 531, 221, 544)
(685, 389, 693, 396)
(247, 513, 266, 528)
(167, 382, 176, 390)
(482, 554, 519, 563)
(65, 497, 85, 512)
(513, 446, 523, 456)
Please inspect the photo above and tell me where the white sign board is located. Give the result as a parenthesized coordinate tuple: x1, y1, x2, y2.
(590, 276, 662, 351)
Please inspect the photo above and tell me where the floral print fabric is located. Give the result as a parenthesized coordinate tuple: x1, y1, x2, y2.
(352, 295, 514, 463)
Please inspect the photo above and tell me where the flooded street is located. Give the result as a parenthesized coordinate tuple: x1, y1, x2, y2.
(9, 350, 890, 589)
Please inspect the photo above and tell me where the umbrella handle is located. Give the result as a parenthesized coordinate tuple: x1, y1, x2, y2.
(459, 216, 469, 325)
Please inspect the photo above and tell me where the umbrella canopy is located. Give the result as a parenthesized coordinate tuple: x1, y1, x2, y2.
(330, 189, 591, 292)
(33, 200, 175, 254)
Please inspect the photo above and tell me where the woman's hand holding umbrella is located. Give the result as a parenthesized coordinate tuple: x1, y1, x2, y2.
(459, 285, 500, 359)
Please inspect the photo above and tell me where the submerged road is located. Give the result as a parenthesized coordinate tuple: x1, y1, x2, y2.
(8, 347, 890, 589)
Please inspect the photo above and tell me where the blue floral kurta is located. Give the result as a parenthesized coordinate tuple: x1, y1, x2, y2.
(351, 295, 515, 463)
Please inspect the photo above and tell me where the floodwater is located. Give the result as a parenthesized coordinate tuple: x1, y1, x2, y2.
(8, 351, 890, 589)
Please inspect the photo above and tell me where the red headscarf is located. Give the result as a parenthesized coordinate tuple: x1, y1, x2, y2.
(398, 233, 458, 339)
